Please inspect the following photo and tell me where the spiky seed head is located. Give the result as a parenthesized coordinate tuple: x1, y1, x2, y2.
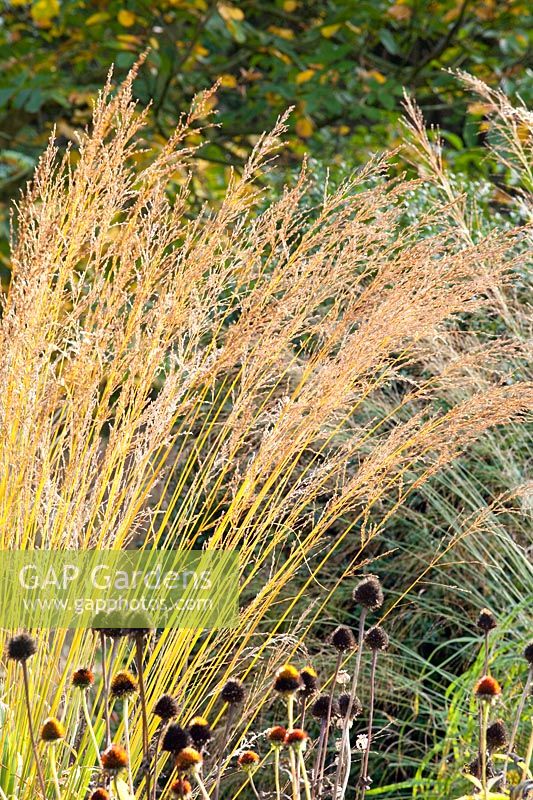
(237, 751, 260, 771)
(101, 744, 129, 772)
(311, 694, 340, 720)
(285, 728, 308, 748)
(365, 625, 389, 652)
(486, 719, 508, 751)
(7, 633, 37, 662)
(221, 678, 245, 705)
(299, 666, 319, 698)
(170, 779, 192, 799)
(268, 725, 287, 746)
(331, 625, 356, 652)
(273, 664, 301, 695)
(153, 694, 179, 720)
(162, 724, 189, 753)
(352, 576, 384, 610)
(477, 608, 497, 633)
(90, 789, 111, 800)
(188, 716, 212, 747)
(72, 668, 94, 689)
(40, 717, 65, 742)
(339, 693, 362, 719)
(110, 670, 138, 698)
(474, 675, 502, 701)
(523, 641, 533, 664)
(174, 747, 202, 773)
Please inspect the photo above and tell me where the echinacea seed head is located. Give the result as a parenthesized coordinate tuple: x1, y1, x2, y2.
(221, 678, 245, 705)
(523, 641, 533, 665)
(353, 575, 384, 611)
(365, 625, 389, 652)
(268, 726, 287, 746)
(90, 789, 111, 800)
(474, 675, 502, 702)
(170, 778, 192, 799)
(273, 664, 301, 695)
(110, 670, 138, 698)
(477, 608, 497, 633)
(101, 744, 129, 772)
(153, 694, 179, 720)
(311, 694, 340, 720)
(40, 717, 65, 742)
(339, 693, 362, 719)
(174, 747, 202, 773)
(299, 666, 319, 698)
(486, 719, 508, 751)
(285, 728, 308, 747)
(7, 633, 37, 662)
(331, 625, 356, 653)
(162, 724, 189, 753)
(72, 668, 94, 689)
(188, 716, 212, 747)
(237, 751, 260, 771)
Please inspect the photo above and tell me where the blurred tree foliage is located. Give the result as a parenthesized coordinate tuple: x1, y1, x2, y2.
(0, 0, 532, 268)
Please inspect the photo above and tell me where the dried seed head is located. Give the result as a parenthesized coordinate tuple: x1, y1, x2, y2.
(221, 678, 245, 705)
(364, 625, 389, 651)
(523, 642, 533, 665)
(90, 789, 111, 800)
(353, 576, 384, 611)
(40, 717, 65, 742)
(311, 694, 340, 720)
(237, 751, 260, 770)
(273, 664, 301, 695)
(486, 719, 508, 751)
(188, 716, 212, 747)
(72, 668, 94, 689)
(331, 625, 356, 653)
(170, 778, 192, 799)
(268, 726, 287, 746)
(101, 744, 129, 772)
(477, 608, 497, 633)
(285, 728, 308, 747)
(299, 666, 319, 698)
(91, 613, 127, 638)
(474, 675, 502, 701)
(162, 724, 189, 753)
(339, 693, 362, 719)
(7, 633, 37, 662)
(153, 694, 179, 720)
(110, 670, 138, 698)
(175, 747, 202, 773)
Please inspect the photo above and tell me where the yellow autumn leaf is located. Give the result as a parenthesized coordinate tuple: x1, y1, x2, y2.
(321, 23, 341, 38)
(338, 125, 350, 135)
(283, 0, 297, 9)
(296, 69, 315, 85)
(467, 102, 490, 115)
(295, 117, 314, 138)
(368, 70, 386, 84)
(86, 11, 111, 25)
(219, 73, 237, 88)
(118, 9, 136, 27)
(193, 43, 209, 56)
(31, 0, 60, 23)
(388, 4, 412, 21)
(268, 25, 295, 40)
(218, 3, 244, 21)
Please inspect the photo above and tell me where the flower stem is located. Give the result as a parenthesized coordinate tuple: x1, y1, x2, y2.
(359, 650, 377, 800)
(521, 715, 533, 782)
(21, 660, 47, 799)
(287, 695, 299, 800)
(135, 633, 151, 800)
(479, 701, 489, 800)
(502, 664, 533, 789)
(274, 746, 281, 800)
(213, 705, 234, 800)
(49, 744, 62, 800)
(194, 771, 212, 800)
(249, 774, 262, 800)
(82, 689, 102, 767)
(299, 750, 312, 800)
(123, 696, 135, 797)
(100, 632, 112, 748)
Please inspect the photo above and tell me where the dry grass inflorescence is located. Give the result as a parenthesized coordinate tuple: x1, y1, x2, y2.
(0, 60, 531, 799)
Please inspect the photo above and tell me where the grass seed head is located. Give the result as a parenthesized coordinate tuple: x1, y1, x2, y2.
(7, 633, 37, 662)
(40, 717, 65, 742)
(353, 576, 384, 610)
(153, 694, 179, 720)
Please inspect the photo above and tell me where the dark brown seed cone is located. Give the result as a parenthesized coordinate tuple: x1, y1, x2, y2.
(153, 694, 179, 720)
(299, 666, 319, 698)
(162, 724, 189, 753)
(110, 670, 138, 698)
(90, 789, 111, 800)
(221, 678, 245, 705)
(464, 755, 496, 780)
(339, 692, 362, 719)
(7, 633, 37, 661)
(72, 668, 94, 689)
(486, 719, 508, 751)
(353, 576, 384, 610)
(331, 625, 356, 652)
(101, 744, 129, 771)
(477, 608, 497, 633)
(273, 665, 301, 694)
(523, 641, 533, 664)
(188, 717, 212, 747)
(364, 625, 389, 651)
(311, 694, 340, 720)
